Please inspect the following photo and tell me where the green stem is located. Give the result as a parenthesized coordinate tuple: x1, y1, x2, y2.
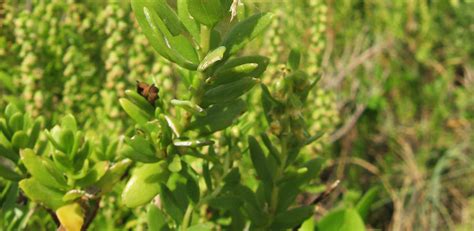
(184, 25, 212, 127)
(191, 25, 212, 106)
(267, 126, 290, 226)
(181, 25, 215, 226)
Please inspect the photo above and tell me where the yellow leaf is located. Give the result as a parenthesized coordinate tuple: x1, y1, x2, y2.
(56, 203, 84, 231)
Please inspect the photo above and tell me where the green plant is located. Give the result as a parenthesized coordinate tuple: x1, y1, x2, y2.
(3, 0, 471, 230)
(113, 0, 353, 230)
(0, 107, 131, 230)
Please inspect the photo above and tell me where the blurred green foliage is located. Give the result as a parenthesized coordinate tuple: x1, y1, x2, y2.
(0, 0, 473, 230)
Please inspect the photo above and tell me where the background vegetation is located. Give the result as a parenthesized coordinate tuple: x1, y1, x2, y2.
(0, 0, 473, 230)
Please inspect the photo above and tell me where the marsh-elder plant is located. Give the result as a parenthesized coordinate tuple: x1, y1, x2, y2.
(0, 1, 377, 230)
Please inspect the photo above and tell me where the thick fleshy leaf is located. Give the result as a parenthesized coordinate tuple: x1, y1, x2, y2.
(11, 131, 29, 150)
(59, 129, 75, 155)
(63, 189, 86, 202)
(27, 117, 42, 148)
(177, 0, 200, 42)
(185, 174, 200, 203)
(119, 98, 151, 125)
(198, 46, 226, 71)
(61, 114, 77, 133)
(160, 183, 185, 224)
(45, 127, 66, 153)
(317, 208, 366, 231)
(131, 0, 199, 69)
(0, 118, 11, 139)
(19, 178, 65, 210)
(5, 104, 20, 119)
(125, 89, 155, 116)
(210, 55, 269, 85)
(75, 161, 109, 188)
(0, 156, 22, 181)
(221, 12, 273, 56)
(209, 194, 243, 210)
(122, 161, 170, 208)
(154, 0, 185, 36)
(125, 135, 156, 158)
(187, 0, 224, 27)
(260, 133, 281, 165)
(147, 204, 168, 230)
(202, 77, 258, 105)
(8, 112, 23, 133)
(120, 144, 159, 163)
(94, 159, 132, 195)
(56, 203, 84, 231)
(187, 223, 213, 231)
(187, 99, 247, 134)
(271, 206, 314, 229)
(168, 155, 182, 173)
(234, 185, 267, 227)
(202, 161, 212, 191)
(248, 136, 272, 183)
(170, 99, 206, 116)
(20, 149, 67, 190)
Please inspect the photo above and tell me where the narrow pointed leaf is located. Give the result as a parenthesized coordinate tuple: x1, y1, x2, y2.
(187, 99, 247, 134)
(202, 77, 258, 105)
(248, 136, 272, 183)
(211, 56, 269, 85)
(0, 156, 22, 181)
(171, 99, 206, 116)
(177, 0, 200, 42)
(148, 204, 169, 231)
(221, 13, 273, 56)
(271, 206, 314, 229)
(119, 98, 151, 125)
(198, 46, 226, 71)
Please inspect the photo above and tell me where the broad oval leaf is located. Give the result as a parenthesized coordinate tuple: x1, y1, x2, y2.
(11, 131, 29, 149)
(56, 203, 84, 231)
(122, 161, 170, 208)
(19, 178, 66, 210)
(317, 208, 366, 231)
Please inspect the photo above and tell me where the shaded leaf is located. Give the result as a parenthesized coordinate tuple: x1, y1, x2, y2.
(221, 12, 273, 56)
